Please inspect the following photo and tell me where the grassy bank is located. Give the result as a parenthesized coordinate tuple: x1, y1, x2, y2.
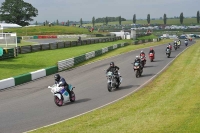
(3, 26, 99, 36)
(29, 40, 200, 133)
(137, 34, 158, 40)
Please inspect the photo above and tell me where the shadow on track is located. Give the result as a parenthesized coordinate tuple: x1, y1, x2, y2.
(114, 85, 139, 91)
(64, 98, 91, 106)
(141, 74, 155, 77)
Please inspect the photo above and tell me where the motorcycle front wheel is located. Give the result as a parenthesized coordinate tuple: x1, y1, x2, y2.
(136, 70, 140, 78)
(54, 96, 63, 107)
(107, 83, 112, 92)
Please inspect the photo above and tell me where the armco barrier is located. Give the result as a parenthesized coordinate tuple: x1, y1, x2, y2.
(95, 49, 102, 56)
(85, 51, 95, 60)
(32, 45, 41, 52)
(30, 69, 46, 80)
(49, 42, 57, 49)
(57, 42, 65, 48)
(102, 47, 108, 54)
(113, 44, 118, 49)
(45, 66, 58, 76)
(41, 43, 50, 50)
(20, 45, 32, 54)
(74, 55, 86, 65)
(117, 44, 121, 48)
(71, 41, 77, 47)
(58, 58, 74, 71)
(57, 43, 129, 72)
(19, 36, 122, 54)
(65, 41, 71, 47)
(108, 46, 113, 51)
(0, 78, 15, 90)
(14, 73, 32, 86)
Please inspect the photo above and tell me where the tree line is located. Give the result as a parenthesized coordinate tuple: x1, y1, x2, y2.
(0, 0, 199, 26)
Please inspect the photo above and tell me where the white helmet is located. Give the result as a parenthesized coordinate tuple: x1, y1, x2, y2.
(136, 56, 139, 59)
(174, 41, 177, 43)
(141, 50, 143, 53)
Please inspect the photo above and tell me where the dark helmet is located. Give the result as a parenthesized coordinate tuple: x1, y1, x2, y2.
(54, 74, 61, 82)
(110, 62, 114, 66)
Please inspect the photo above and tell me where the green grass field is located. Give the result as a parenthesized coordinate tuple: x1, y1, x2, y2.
(0, 40, 129, 80)
(3, 26, 99, 36)
(29, 40, 200, 133)
(84, 18, 198, 26)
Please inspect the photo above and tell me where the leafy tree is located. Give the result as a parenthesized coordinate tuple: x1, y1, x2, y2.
(180, 12, 184, 24)
(119, 16, 121, 25)
(147, 14, 150, 24)
(80, 18, 82, 26)
(35, 21, 38, 25)
(133, 14, 136, 24)
(95, 16, 126, 23)
(0, 0, 38, 26)
(68, 20, 70, 26)
(105, 16, 108, 25)
(56, 19, 59, 25)
(163, 13, 167, 25)
(92, 16, 95, 27)
(197, 11, 199, 23)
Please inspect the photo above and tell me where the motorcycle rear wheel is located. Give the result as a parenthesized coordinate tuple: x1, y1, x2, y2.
(70, 91, 76, 102)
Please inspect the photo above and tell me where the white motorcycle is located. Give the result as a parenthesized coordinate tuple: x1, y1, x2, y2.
(48, 84, 75, 107)
(106, 71, 122, 92)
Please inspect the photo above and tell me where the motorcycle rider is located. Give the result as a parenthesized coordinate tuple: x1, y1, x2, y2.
(178, 39, 181, 45)
(149, 47, 155, 59)
(54, 74, 72, 99)
(134, 56, 143, 70)
(168, 43, 172, 50)
(140, 50, 146, 64)
(140, 50, 146, 57)
(166, 46, 171, 54)
(177, 40, 181, 47)
(106, 62, 120, 84)
(174, 41, 178, 45)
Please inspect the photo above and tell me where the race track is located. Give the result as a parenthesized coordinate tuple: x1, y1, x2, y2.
(0, 40, 194, 133)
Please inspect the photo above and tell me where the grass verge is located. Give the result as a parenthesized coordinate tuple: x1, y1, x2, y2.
(29, 40, 200, 133)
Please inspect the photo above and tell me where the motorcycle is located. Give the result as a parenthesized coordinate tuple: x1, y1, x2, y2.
(174, 43, 177, 50)
(166, 49, 171, 58)
(185, 40, 188, 46)
(48, 84, 75, 106)
(169, 45, 172, 50)
(133, 62, 143, 78)
(177, 42, 180, 48)
(140, 55, 146, 67)
(106, 71, 122, 92)
(149, 53, 154, 62)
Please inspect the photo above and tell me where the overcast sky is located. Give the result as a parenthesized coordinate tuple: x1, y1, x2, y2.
(1, 0, 199, 23)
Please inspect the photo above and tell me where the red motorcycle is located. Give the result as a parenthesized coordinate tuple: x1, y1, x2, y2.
(149, 53, 154, 62)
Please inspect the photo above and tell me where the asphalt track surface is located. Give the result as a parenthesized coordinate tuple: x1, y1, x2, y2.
(0, 40, 194, 133)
